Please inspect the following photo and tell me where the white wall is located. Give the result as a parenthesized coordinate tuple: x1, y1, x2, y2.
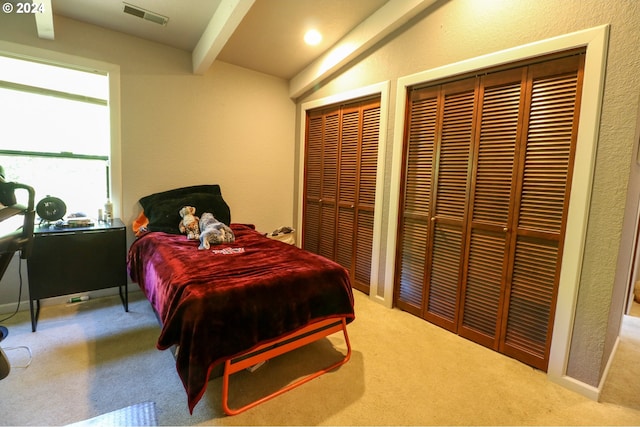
(120, 59, 296, 234)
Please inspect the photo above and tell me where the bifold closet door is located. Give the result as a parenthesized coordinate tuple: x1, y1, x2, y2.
(394, 78, 477, 329)
(394, 86, 438, 317)
(424, 78, 477, 331)
(394, 53, 584, 371)
(456, 68, 525, 349)
(336, 101, 379, 293)
(303, 98, 380, 294)
(497, 56, 583, 370)
(303, 109, 339, 259)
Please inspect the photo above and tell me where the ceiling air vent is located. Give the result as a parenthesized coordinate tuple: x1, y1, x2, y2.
(123, 3, 169, 26)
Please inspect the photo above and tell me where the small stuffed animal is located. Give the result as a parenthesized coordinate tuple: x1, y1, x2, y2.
(198, 212, 235, 250)
(178, 206, 200, 240)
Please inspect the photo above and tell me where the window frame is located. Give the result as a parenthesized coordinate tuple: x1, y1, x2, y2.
(0, 41, 122, 220)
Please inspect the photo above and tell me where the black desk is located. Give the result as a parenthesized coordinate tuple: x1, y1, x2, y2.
(27, 219, 128, 331)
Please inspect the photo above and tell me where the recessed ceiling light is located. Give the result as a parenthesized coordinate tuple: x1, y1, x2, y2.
(304, 29, 322, 46)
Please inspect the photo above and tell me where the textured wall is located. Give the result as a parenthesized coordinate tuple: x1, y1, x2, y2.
(299, 0, 640, 387)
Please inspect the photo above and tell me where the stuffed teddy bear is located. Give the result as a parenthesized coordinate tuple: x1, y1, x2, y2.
(178, 206, 200, 240)
(198, 212, 235, 250)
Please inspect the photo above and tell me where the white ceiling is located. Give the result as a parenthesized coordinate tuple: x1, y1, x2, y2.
(50, 0, 389, 80)
(19, 0, 438, 98)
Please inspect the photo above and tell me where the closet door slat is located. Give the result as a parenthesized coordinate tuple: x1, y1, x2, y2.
(352, 103, 380, 292)
(425, 81, 475, 330)
(395, 92, 438, 314)
(303, 97, 380, 295)
(355, 209, 374, 287)
(302, 114, 324, 253)
(359, 106, 380, 208)
(501, 56, 583, 370)
(426, 224, 463, 327)
(336, 108, 359, 272)
(459, 71, 523, 348)
(503, 237, 559, 366)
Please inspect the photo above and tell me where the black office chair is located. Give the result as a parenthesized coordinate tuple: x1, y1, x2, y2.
(0, 166, 35, 379)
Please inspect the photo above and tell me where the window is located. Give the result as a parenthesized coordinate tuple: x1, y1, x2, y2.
(0, 55, 111, 219)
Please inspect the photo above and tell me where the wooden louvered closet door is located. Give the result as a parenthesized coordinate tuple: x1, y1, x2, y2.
(499, 56, 584, 369)
(395, 53, 584, 371)
(303, 98, 380, 294)
(304, 109, 339, 260)
(458, 68, 525, 349)
(425, 78, 477, 331)
(395, 86, 438, 317)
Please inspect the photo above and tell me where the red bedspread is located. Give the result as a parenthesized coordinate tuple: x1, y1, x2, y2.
(127, 224, 355, 413)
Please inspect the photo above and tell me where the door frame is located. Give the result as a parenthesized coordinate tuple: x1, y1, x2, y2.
(385, 25, 609, 400)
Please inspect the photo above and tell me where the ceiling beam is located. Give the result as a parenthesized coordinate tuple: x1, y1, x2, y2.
(288, 0, 438, 99)
(35, 0, 55, 40)
(192, 0, 255, 75)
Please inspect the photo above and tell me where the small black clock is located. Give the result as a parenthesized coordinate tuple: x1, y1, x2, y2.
(36, 196, 67, 222)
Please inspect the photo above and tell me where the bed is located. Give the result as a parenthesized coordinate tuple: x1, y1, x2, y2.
(126, 185, 355, 415)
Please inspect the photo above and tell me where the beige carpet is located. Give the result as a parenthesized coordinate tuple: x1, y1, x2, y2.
(0, 290, 639, 426)
(599, 305, 640, 412)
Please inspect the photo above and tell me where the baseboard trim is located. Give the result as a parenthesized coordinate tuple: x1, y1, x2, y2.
(548, 370, 601, 401)
(0, 284, 138, 315)
(595, 335, 621, 399)
(548, 330, 623, 402)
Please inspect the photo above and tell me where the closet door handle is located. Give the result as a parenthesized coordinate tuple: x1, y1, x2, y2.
(503, 227, 509, 232)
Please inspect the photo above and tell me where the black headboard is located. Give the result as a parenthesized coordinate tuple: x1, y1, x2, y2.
(138, 184, 232, 234)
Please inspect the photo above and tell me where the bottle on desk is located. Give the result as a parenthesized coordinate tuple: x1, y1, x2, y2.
(104, 199, 113, 224)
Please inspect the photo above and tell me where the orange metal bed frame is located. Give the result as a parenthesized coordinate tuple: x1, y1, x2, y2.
(221, 317, 352, 415)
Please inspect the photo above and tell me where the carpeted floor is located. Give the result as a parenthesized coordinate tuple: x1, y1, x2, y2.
(599, 305, 640, 412)
(0, 290, 639, 426)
